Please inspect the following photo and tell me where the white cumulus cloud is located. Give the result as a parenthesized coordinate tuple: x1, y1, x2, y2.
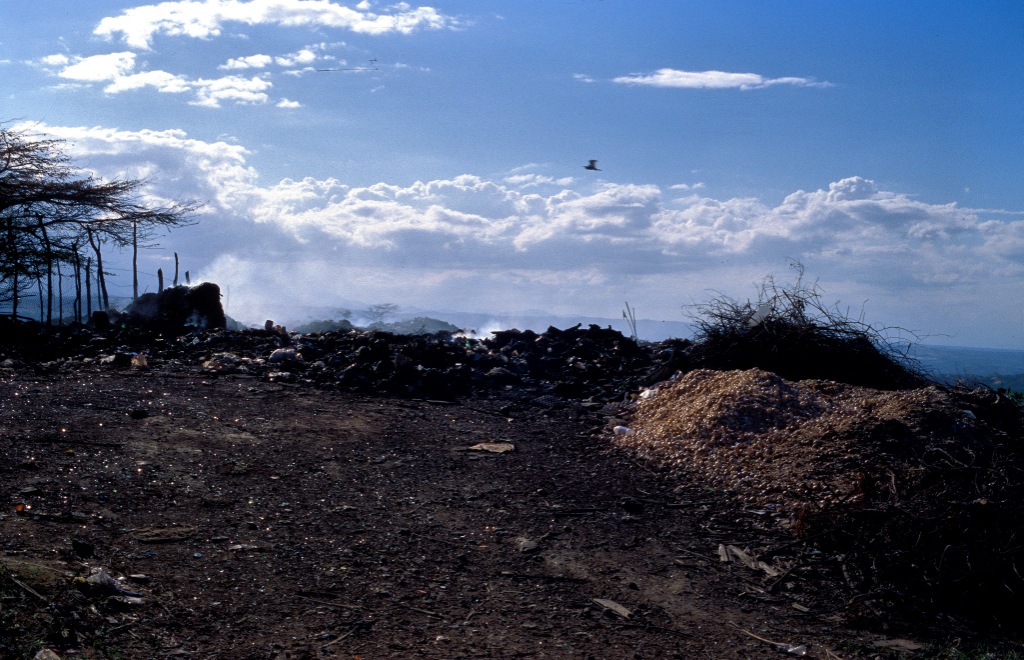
(613, 68, 832, 90)
(218, 47, 324, 70)
(191, 74, 273, 107)
(275, 47, 318, 66)
(57, 52, 137, 82)
(40, 54, 71, 67)
(104, 69, 193, 94)
(94, 0, 458, 49)
(220, 54, 275, 70)
(42, 52, 275, 107)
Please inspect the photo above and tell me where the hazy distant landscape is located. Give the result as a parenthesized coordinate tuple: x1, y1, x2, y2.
(231, 300, 1024, 385)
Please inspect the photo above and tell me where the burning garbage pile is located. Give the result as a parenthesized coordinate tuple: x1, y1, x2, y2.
(187, 321, 659, 403)
(119, 282, 226, 333)
(0, 292, 660, 403)
(0, 283, 224, 358)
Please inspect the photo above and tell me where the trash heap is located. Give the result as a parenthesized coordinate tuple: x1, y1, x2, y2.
(616, 368, 1024, 629)
(189, 322, 656, 402)
(119, 282, 226, 333)
(0, 316, 660, 405)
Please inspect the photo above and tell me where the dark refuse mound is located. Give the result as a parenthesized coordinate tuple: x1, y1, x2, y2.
(121, 282, 226, 333)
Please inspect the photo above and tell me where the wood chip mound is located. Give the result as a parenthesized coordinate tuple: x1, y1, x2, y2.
(617, 368, 985, 519)
(616, 368, 1024, 623)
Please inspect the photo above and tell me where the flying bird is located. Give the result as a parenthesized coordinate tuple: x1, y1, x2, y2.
(583, 160, 601, 171)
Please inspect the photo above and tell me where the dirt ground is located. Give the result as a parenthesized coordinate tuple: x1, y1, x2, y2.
(0, 362, 1020, 659)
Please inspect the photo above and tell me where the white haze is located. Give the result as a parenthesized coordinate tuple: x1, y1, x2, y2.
(24, 122, 1024, 350)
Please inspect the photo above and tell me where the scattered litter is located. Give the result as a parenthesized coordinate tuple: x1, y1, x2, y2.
(718, 544, 782, 578)
(75, 567, 143, 598)
(132, 526, 196, 543)
(110, 595, 146, 608)
(468, 442, 515, 453)
(729, 622, 807, 655)
(33, 650, 62, 660)
(514, 537, 539, 553)
(871, 638, 925, 652)
(228, 544, 262, 552)
(202, 353, 249, 373)
(592, 598, 631, 619)
(268, 347, 301, 363)
(9, 574, 46, 602)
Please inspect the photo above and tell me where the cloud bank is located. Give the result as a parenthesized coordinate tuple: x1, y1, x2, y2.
(40, 3, 442, 108)
(24, 123, 1023, 346)
(49, 51, 290, 107)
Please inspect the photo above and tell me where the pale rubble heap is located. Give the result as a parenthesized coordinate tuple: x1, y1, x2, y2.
(617, 368, 981, 517)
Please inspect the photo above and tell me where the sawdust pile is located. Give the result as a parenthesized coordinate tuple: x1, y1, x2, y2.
(615, 368, 1024, 625)
(616, 368, 979, 514)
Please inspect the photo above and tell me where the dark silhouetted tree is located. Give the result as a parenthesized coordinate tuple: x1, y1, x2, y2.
(366, 303, 399, 326)
(1, 124, 200, 322)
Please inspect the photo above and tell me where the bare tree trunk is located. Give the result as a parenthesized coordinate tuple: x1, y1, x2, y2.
(37, 276, 43, 323)
(174, 252, 179, 287)
(85, 256, 93, 318)
(57, 259, 63, 327)
(158, 268, 164, 293)
(87, 229, 109, 310)
(132, 221, 138, 300)
(5, 217, 18, 318)
(73, 247, 82, 323)
(37, 216, 53, 326)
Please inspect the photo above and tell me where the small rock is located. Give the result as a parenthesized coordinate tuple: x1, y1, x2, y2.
(514, 537, 540, 553)
(71, 538, 95, 558)
(620, 498, 644, 515)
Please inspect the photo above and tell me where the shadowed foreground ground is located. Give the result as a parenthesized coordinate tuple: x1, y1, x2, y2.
(2, 362, 1021, 659)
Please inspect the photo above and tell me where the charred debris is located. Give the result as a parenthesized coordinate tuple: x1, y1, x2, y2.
(0, 280, 1011, 409)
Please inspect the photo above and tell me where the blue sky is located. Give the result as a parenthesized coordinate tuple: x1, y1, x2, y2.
(2, 1, 1023, 347)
